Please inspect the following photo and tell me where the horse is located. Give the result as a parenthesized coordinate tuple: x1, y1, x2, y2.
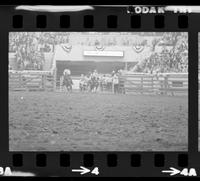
(79, 79, 88, 92)
(104, 76, 113, 92)
(88, 75, 99, 92)
(63, 73, 73, 92)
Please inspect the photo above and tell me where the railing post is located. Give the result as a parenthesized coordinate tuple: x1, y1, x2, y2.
(19, 72, 22, 89)
(44, 74, 47, 91)
(53, 68, 57, 91)
(164, 75, 168, 95)
(60, 76, 62, 92)
(112, 82, 114, 93)
(151, 75, 154, 92)
(141, 75, 143, 94)
(41, 74, 45, 90)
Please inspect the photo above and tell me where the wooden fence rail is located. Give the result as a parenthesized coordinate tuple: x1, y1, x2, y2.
(9, 70, 188, 95)
(9, 70, 56, 91)
(120, 73, 188, 95)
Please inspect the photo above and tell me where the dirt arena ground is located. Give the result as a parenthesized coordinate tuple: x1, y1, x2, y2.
(9, 91, 188, 151)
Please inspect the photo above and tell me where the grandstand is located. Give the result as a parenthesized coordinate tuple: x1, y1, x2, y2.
(9, 32, 188, 72)
(9, 32, 188, 93)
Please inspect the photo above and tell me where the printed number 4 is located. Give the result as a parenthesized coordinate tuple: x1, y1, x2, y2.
(91, 167, 99, 175)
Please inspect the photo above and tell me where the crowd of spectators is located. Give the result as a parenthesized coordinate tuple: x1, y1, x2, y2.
(131, 33, 188, 73)
(9, 32, 69, 70)
(132, 50, 188, 73)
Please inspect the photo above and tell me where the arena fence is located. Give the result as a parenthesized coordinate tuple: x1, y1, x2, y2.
(120, 72, 188, 95)
(9, 69, 57, 91)
(9, 70, 188, 95)
(58, 72, 188, 95)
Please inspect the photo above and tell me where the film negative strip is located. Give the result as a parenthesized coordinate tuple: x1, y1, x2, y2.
(0, 4, 199, 177)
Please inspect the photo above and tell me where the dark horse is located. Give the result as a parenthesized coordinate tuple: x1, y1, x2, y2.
(63, 74, 73, 92)
(89, 76, 99, 92)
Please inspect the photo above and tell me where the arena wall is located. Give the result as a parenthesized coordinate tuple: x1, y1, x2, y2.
(53, 41, 169, 77)
(55, 61, 135, 78)
(53, 44, 167, 63)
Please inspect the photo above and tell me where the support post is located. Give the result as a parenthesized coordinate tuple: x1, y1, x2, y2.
(60, 76, 62, 92)
(151, 75, 154, 92)
(164, 75, 168, 95)
(19, 72, 22, 89)
(53, 68, 57, 91)
(141, 76, 143, 94)
(125, 62, 128, 71)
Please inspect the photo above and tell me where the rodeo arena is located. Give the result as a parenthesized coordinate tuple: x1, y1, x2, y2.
(9, 32, 188, 151)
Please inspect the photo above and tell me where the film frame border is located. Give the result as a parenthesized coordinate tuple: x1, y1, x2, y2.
(0, 5, 199, 177)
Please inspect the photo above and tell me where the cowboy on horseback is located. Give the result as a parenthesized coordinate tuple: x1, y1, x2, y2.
(89, 70, 99, 92)
(63, 69, 73, 92)
(79, 74, 88, 92)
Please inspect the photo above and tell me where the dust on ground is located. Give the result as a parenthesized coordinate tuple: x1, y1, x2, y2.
(9, 91, 188, 151)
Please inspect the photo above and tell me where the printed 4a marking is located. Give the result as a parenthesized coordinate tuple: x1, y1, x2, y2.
(162, 167, 197, 176)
